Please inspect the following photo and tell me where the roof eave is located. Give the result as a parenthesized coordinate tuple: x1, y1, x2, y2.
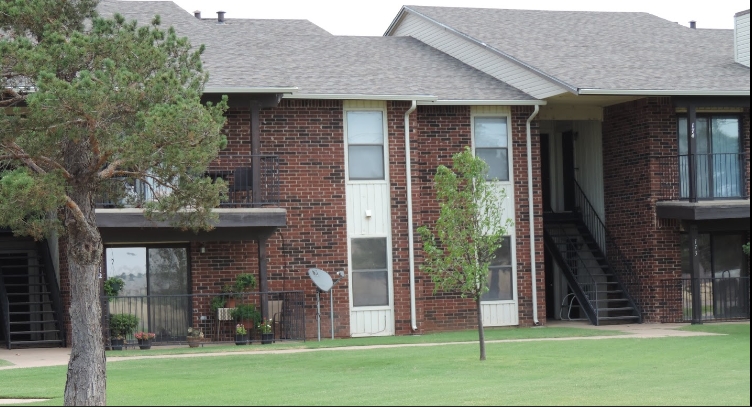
(282, 93, 438, 101)
(578, 89, 751, 96)
(203, 86, 299, 94)
(418, 99, 546, 106)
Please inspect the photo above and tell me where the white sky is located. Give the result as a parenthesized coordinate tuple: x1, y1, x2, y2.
(158, 0, 750, 35)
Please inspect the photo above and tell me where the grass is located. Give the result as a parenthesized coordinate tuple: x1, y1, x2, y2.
(0, 359, 12, 367)
(0, 323, 748, 406)
(101, 326, 622, 358)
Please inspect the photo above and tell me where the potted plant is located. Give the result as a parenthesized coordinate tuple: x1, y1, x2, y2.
(186, 326, 204, 348)
(257, 318, 274, 345)
(235, 324, 248, 346)
(103, 276, 125, 300)
(222, 273, 257, 307)
(109, 314, 138, 350)
(134, 332, 155, 350)
(230, 303, 261, 329)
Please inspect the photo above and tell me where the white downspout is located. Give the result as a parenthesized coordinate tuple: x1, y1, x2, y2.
(405, 100, 418, 332)
(526, 105, 540, 325)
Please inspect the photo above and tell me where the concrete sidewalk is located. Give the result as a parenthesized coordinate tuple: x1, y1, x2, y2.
(0, 321, 742, 371)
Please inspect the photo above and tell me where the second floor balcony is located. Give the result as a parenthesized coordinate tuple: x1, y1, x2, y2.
(655, 153, 749, 202)
(96, 155, 280, 209)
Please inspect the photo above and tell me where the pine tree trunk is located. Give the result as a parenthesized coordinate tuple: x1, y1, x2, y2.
(63, 187, 106, 406)
(476, 296, 486, 361)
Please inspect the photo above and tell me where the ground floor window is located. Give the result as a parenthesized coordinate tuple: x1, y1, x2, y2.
(680, 233, 749, 319)
(105, 246, 190, 341)
(482, 236, 513, 301)
(350, 237, 389, 307)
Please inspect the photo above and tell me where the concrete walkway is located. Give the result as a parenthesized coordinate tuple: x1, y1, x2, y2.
(0, 321, 741, 371)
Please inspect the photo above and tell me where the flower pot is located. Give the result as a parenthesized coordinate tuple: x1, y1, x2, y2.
(186, 337, 203, 348)
(226, 298, 237, 308)
(110, 338, 124, 351)
(261, 333, 273, 345)
(235, 334, 248, 346)
(138, 339, 152, 350)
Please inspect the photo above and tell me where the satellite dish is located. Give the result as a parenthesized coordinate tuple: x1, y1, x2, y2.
(308, 268, 333, 292)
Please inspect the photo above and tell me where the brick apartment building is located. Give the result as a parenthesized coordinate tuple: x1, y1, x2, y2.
(1, 1, 749, 348)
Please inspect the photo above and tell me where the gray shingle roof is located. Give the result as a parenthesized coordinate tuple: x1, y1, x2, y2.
(97, 1, 535, 101)
(405, 6, 750, 92)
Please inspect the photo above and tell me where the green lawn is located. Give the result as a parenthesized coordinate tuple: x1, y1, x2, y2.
(0, 324, 748, 406)
(102, 326, 622, 358)
(0, 359, 12, 367)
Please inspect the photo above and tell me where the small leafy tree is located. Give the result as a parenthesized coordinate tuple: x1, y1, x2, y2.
(417, 147, 511, 361)
(1, 1, 227, 404)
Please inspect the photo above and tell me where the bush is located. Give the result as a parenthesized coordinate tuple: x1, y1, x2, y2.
(109, 314, 139, 339)
(104, 277, 125, 298)
(230, 304, 260, 325)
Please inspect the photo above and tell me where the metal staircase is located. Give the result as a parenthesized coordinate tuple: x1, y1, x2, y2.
(0, 240, 66, 349)
(544, 181, 642, 326)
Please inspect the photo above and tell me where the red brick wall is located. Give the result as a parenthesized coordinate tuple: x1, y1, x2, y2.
(603, 97, 683, 322)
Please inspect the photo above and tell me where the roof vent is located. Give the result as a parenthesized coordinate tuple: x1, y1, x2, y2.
(194, 10, 201, 19)
(217, 11, 226, 24)
(689, 20, 696, 29)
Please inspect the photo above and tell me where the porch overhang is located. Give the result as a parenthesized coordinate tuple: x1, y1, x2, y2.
(95, 208, 286, 243)
(656, 200, 750, 220)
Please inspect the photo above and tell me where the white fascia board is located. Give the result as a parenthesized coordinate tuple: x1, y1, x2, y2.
(578, 89, 751, 96)
(384, 7, 408, 36)
(419, 99, 546, 106)
(283, 93, 438, 102)
(203, 87, 299, 94)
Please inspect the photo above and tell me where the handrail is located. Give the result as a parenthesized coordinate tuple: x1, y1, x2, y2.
(96, 155, 281, 208)
(38, 240, 67, 347)
(572, 180, 643, 322)
(0, 272, 11, 349)
(544, 229, 599, 325)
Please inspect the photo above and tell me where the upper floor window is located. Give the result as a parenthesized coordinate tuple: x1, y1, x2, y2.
(678, 116, 742, 199)
(347, 111, 385, 181)
(474, 117, 509, 181)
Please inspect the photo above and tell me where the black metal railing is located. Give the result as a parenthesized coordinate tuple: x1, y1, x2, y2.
(102, 291, 305, 348)
(0, 275, 10, 349)
(96, 155, 280, 208)
(573, 180, 642, 321)
(655, 153, 748, 201)
(38, 240, 66, 347)
(660, 277, 750, 323)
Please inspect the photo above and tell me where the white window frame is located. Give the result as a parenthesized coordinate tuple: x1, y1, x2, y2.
(343, 106, 389, 184)
(471, 108, 517, 306)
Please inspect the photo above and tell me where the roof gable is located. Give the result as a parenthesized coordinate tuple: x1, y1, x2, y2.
(392, 5, 750, 95)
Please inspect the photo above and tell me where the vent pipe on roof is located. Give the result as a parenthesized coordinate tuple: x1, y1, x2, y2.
(194, 10, 201, 19)
(217, 11, 226, 24)
(689, 20, 696, 29)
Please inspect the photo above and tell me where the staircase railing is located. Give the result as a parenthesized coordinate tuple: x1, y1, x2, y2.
(544, 229, 599, 325)
(0, 273, 10, 349)
(38, 240, 67, 347)
(573, 180, 643, 322)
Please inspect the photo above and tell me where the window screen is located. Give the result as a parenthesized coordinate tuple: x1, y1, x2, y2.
(351, 237, 389, 307)
(481, 237, 513, 301)
(474, 117, 509, 181)
(347, 111, 385, 180)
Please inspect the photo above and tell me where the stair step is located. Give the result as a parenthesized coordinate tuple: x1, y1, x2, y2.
(6, 292, 51, 296)
(600, 290, 624, 294)
(9, 340, 63, 346)
(9, 320, 58, 325)
(598, 316, 640, 321)
(10, 330, 61, 335)
(593, 298, 629, 302)
(9, 301, 54, 305)
(9, 310, 56, 315)
(600, 307, 635, 312)
(4, 283, 49, 287)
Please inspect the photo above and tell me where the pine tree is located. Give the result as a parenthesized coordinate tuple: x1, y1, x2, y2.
(1, 1, 227, 404)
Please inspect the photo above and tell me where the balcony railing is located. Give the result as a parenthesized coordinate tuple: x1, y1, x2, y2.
(655, 153, 748, 201)
(659, 277, 750, 323)
(96, 155, 280, 208)
(101, 291, 305, 348)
